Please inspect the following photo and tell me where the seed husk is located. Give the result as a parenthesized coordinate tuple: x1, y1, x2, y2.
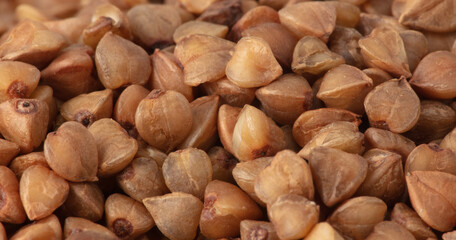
(113, 84, 149, 137)
(226, 36, 283, 88)
(308, 146, 368, 207)
(364, 127, 416, 160)
(254, 150, 314, 205)
(173, 20, 229, 43)
(197, 0, 243, 27)
(59, 182, 105, 222)
(117, 157, 169, 202)
(364, 77, 420, 133)
(231, 105, 285, 161)
(105, 193, 155, 239)
(9, 152, 48, 179)
(0, 139, 20, 166)
(64, 217, 119, 240)
(143, 192, 203, 240)
(366, 221, 416, 240)
(10, 214, 62, 240)
(200, 180, 262, 239)
(406, 171, 456, 232)
(391, 202, 437, 240)
(203, 77, 255, 108)
(88, 118, 138, 177)
(399, 0, 456, 33)
(20, 165, 69, 220)
(303, 222, 344, 240)
(218, 104, 241, 154)
(0, 61, 40, 103)
(278, 2, 336, 42)
(405, 143, 456, 175)
(207, 146, 238, 183)
(0, 166, 26, 224)
(135, 90, 193, 153)
(44, 121, 98, 182)
(95, 32, 151, 89)
(0, 99, 49, 153)
(328, 26, 365, 69)
(267, 194, 319, 240)
(328, 196, 387, 240)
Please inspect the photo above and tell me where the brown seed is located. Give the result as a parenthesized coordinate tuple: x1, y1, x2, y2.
(410, 51, 456, 99)
(281, 125, 301, 153)
(0, 99, 49, 153)
(218, 104, 242, 154)
(82, 3, 131, 49)
(105, 193, 154, 239)
(20, 165, 69, 220)
(95, 32, 151, 89)
(162, 148, 212, 199)
(42, 15, 91, 44)
(308, 147, 368, 207)
(197, 0, 243, 27)
(178, 95, 220, 150)
(311, 77, 325, 110)
(41, 44, 98, 100)
(303, 222, 344, 240)
(242, 22, 298, 68)
(117, 157, 169, 202)
(362, 68, 393, 87)
(88, 118, 138, 177)
(255, 73, 313, 125)
(59, 182, 104, 222)
(357, 149, 405, 205)
(64, 217, 119, 240)
(127, 4, 181, 49)
(175, 34, 235, 86)
(328, 26, 365, 69)
(150, 49, 194, 102)
(366, 221, 416, 240)
(232, 156, 273, 206)
(364, 77, 420, 133)
(399, 0, 456, 33)
(240, 220, 278, 240)
(0, 139, 20, 166)
(143, 192, 203, 240)
(134, 140, 168, 168)
(328, 196, 387, 240)
(291, 36, 345, 76)
(399, 30, 428, 73)
(358, 13, 407, 35)
(29, 85, 57, 130)
(135, 90, 193, 153)
(200, 180, 262, 239)
(203, 77, 256, 108)
(406, 171, 456, 232)
(178, 0, 220, 14)
(207, 146, 238, 183)
(0, 166, 26, 224)
(317, 64, 373, 114)
(325, 1, 361, 28)
(9, 152, 48, 179)
(292, 108, 361, 147)
(226, 36, 282, 88)
(231, 105, 285, 161)
(405, 143, 456, 175)
(391, 203, 437, 240)
(0, 61, 39, 103)
(0, 20, 65, 68)
(44, 121, 98, 182)
(267, 194, 319, 240)
(254, 150, 314, 205)
(278, 2, 336, 42)
(298, 121, 365, 159)
(359, 27, 411, 77)
(173, 20, 229, 43)
(10, 214, 62, 240)
(423, 31, 456, 52)
(60, 89, 113, 127)
(228, 6, 280, 42)
(364, 127, 416, 160)
(113, 84, 149, 137)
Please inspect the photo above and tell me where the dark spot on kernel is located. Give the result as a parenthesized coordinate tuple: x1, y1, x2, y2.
(119, 167, 134, 180)
(428, 143, 443, 152)
(7, 81, 28, 99)
(15, 100, 37, 114)
(371, 121, 389, 131)
(249, 226, 268, 240)
(147, 89, 165, 99)
(112, 218, 133, 238)
(0, 187, 5, 209)
(202, 193, 218, 220)
(252, 145, 272, 158)
(74, 110, 95, 127)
